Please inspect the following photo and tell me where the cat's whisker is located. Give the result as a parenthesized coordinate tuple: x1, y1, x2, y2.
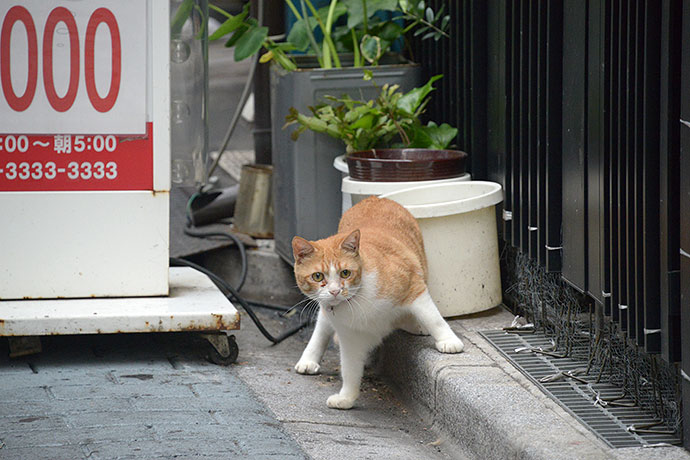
(347, 296, 367, 329)
(281, 297, 313, 317)
(345, 298, 360, 329)
(298, 299, 319, 323)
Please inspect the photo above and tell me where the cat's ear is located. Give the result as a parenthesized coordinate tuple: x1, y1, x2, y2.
(341, 229, 360, 254)
(292, 236, 315, 262)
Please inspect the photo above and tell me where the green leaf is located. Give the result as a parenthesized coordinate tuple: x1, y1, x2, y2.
(413, 122, 458, 149)
(287, 17, 318, 51)
(360, 35, 383, 64)
(425, 7, 434, 22)
(288, 2, 347, 46)
(414, 25, 429, 36)
(224, 25, 248, 48)
(234, 26, 268, 61)
(209, 3, 250, 41)
(343, 0, 398, 29)
(363, 69, 374, 81)
(376, 21, 404, 42)
(350, 113, 377, 130)
(441, 15, 451, 30)
(398, 0, 413, 13)
(396, 74, 443, 115)
(171, 0, 194, 37)
(272, 42, 298, 52)
(408, 121, 458, 149)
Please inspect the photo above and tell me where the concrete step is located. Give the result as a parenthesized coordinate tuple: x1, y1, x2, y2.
(376, 308, 690, 460)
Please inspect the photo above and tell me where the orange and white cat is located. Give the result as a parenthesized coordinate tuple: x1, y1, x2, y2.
(292, 196, 464, 410)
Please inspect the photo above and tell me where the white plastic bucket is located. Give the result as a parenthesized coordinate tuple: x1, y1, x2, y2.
(381, 181, 503, 317)
(341, 173, 471, 214)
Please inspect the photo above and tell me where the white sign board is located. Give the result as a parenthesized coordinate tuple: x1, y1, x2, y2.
(0, 0, 146, 134)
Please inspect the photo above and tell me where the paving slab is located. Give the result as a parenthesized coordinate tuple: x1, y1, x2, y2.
(0, 333, 309, 460)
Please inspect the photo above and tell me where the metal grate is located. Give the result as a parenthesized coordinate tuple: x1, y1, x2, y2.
(480, 329, 681, 448)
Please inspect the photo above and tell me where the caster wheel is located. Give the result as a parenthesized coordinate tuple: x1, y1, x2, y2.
(203, 333, 238, 365)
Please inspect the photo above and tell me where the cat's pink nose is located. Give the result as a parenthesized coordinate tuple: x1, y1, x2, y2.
(329, 288, 341, 297)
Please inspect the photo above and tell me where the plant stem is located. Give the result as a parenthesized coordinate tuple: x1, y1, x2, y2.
(325, 0, 342, 68)
(299, 0, 324, 66)
(351, 28, 361, 67)
(284, 0, 303, 21)
(388, 108, 410, 145)
(208, 3, 232, 19)
(302, 0, 341, 68)
(402, 13, 450, 38)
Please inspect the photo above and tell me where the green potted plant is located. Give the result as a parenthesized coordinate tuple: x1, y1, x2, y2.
(284, 73, 468, 216)
(208, 0, 450, 70)
(208, 0, 451, 264)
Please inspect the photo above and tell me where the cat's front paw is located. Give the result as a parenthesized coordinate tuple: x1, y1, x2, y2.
(327, 393, 355, 410)
(295, 360, 320, 375)
(435, 337, 464, 353)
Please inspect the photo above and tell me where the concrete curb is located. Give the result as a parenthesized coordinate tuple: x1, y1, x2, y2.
(376, 307, 690, 460)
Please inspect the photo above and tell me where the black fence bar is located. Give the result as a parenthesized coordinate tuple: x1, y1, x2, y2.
(561, 0, 588, 291)
(619, 0, 631, 332)
(659, 0, 682, 363)
(545, 0, 563, 273)
(587, 0, 603, 306)
(680, 0, 690, 450)
(520, 0, 530, 252)
(486, 0, 508, 190)
(601, 0, 612, 318)
(608, 0, 620, 321)
(536, 0, 546, 267)
(510, 0, 521, 248)
(528, 0, 538, 261)
(628, 0, 640, 344)
(642, 0, 662, 352)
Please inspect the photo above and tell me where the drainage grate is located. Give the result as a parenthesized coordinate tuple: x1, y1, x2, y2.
(480, 330, 681, 448)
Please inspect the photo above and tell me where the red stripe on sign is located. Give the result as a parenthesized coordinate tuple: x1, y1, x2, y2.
(0, 122, 154, 191)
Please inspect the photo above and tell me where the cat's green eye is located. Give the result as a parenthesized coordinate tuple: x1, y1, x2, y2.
(340, 269, 351, 279)
(311, 272, 324, 282)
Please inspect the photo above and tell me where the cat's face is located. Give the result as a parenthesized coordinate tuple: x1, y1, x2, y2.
(292, 230, 363, 307)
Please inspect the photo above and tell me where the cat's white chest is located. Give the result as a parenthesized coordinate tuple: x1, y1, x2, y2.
(321, 271, 399, 335)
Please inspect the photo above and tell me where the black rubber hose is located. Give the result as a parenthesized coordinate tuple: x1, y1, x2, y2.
(182, 223, 249, 293)
(170, 257, 309, 344)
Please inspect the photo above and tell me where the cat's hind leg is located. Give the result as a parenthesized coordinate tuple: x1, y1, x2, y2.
(407, 289, 464, 353)
(295, 309, 333, 375)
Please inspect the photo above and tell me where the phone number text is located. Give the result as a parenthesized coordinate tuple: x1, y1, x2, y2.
(1, 161, 118, 180)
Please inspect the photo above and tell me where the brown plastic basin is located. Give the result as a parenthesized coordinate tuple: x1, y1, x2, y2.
(345, 149, 468, 182)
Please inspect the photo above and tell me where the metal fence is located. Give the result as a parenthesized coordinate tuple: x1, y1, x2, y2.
(413, 0, 688, 445)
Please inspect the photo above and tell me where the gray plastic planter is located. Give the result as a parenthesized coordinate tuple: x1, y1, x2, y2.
(270, 55, 421, 264)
